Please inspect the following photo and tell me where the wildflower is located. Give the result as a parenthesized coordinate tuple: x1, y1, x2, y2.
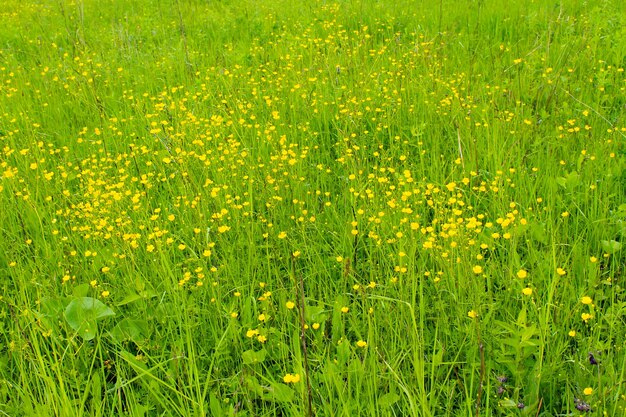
(581, 313, 593, 322)
(568, 330, 576, 337)
(312, 323, 320, 330)
(467, 310, 478, 319)
(556, 267, 566, 276)
(516, 269, 528, 279)
(581, 296, 593, 305)
(522, 287, 533, 296)
(574, 398, 591, 412)
(583, 387, 593, 396)
(285, 301, 296, 309)
(283, 373, 301, 383)
(246, 329, 258, 338)
(101, 291, 110, 298)
(472, 265, 483, 274)
(356, 340, 368, 348)
(341, 306, 349, 313)
(277, 231, 287, 239)
(257, 335, 267, 343)
(588, 352, 598, 365)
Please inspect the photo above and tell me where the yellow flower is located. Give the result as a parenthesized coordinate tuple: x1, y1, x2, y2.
(283, 373, 301, 383)
(285, 301, 296, 309)
(516, 269, 528, 279)
(581, 296, 593, 305)
(522, 287, 533, 296)
(356, 340, 368, 348)
(341, 306, 349, 313)
(556, 267, 566, 276)
(589, 256, 598, 263)
(246, 329, 258, 338)
(581, 313, 593, 322)
(312, 323, 320, 330)
(583, 387, 593, 396)
(257, 335, 267, 343)
(568, 330, 576, 337)
(472, 265, 483, 274)
(277, 231, 287, 239)
(101, 291, 110, 298)
(467, 310, 478, 319)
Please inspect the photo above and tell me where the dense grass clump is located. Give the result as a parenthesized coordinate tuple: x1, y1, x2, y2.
(1, 0, 626, 415)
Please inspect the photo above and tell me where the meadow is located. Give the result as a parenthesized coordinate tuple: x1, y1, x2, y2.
(1, 0, 625, 415)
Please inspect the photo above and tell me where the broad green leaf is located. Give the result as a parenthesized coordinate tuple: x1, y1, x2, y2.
(379, 392, 400, 408)
(109, 318, 150, 344)
(601, 240, 622, 253)
(242, 349, 267, 365)
(266, 382, 294, 403)
(72, 283, 90, 298)
(64, 297, 115, 340)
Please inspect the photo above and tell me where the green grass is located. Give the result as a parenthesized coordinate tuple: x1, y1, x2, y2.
(1, 0, 626, 415)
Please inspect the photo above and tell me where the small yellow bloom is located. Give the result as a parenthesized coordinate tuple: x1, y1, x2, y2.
(285, 301, 296, 309)
(341, 306, 349, 313)
(356, 340, 368, 348)
(277, 231, 287, 239)
(516, 269, 528, 279)
(257, 335, 267, 343)
(292, 251, 301, 257)
(581, 296, 593, 305)
(312, 323, 320, 330)
(283, 373, 301, 383)
(101, 291, 110, 298)
(230, 312, 239, 318)
(467, 310, 478, 319)
(258, 314, 266, 322)
(589, 256, 597, 263)
(472, 265, 483, 274)
(568, 330, 576, 337)
(246, 329, 258, 338)
(581, 313, 593, 322)
(522, 287, 533, 296)
(583, 387, 593, 396)
(556, 267, 566, 276)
